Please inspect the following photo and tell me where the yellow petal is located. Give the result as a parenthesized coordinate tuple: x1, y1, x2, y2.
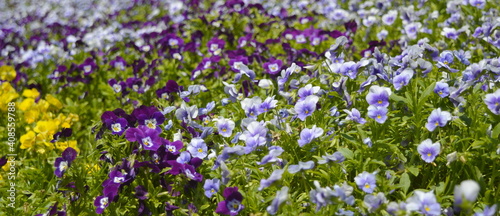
(46, 94, 63, 109)
(0, 65, 17, 81)
(22, 88, 40, 99)
(19, 98, 34, 111)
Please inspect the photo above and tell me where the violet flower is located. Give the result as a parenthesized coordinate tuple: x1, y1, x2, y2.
(263, 58, 283, 75)
(418, 139, 441, 163)
(259, 169, 284, 191)
(354, 171, 376, 193)
(241, 97, 262, 118)
(54, 147, 77, 178)
(288, 161, 315, 174)
(317, 152, 345, 164)
(215, 187, 245, 216)
(393, 68, 414, 90)
(426, 108, 452, 132)
(108, 79, 127, 94)
(484, 89, 500, 115)
(366, 85, 391, 107)
(216, 117, 236, 138)
(125, 125, 163, 151)
(165, 140, 184, 155)
(79, 57, 98, 75)
(367, 105, 388, 124)
(207, 38, 225, 55)
(266, 186, 289, 215)
(295, 95, 319, 121)
(298, 125, 324, 147)
(406, 190, 441, 216)
(187, 138, 208, 159)
(474, 205, 497, 216)
(203, 178, 220, 198)
(94, 195, 110, 214)
(344, 108, 367, 124)
(434, 82, 450, 98)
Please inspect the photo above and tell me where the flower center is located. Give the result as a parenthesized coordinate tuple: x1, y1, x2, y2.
(84, 65, 91, 73)
(59, 161, 68, 172)
(111, 123, 121, 132)
(100, 197, 109, 207)
(113, 176, 125, 183)
(142, 137, 153, 147)
(435, 122, 439, 126)
(222, 128, 227, 132)
(377, 115, 381, 119)
(198, 148, 203, 153)
(113, 84, 122, 93)
(438, 91, 442, 95)
(145, 119, 157, 129)
(305, 110, 309, 114)
(427, 153, 431, 157)
(167, 146, 176, 152)
(211, 189, 215, 193)
(425, 206, 430, 212)
(364, 183, 370, 188)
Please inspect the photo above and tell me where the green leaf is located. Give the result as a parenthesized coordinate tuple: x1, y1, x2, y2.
(417, 82, 436, 108)
(407, 166, 419, 177)
(399, 173, 411, 194)
(390, 93, 409, 104)
(337, 148, 354, 160)
(491, 122, 500, 139)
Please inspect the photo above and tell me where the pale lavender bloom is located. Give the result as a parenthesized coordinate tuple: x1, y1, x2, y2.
(417, 139, 441, 163)
(239, 121, 268, 153)
(317, 152, 345, 164)
(454, 50, 471, 65)
(309, 181, 336, 211)
(354, 171, 377, 193)
(454, 180, 480, 207)
(175, 103, 198, 123)
(260, 96, 278, 112)
(340, 61, 360, 79)
(344, 108, 367, 124)
(405, 22, 421, 39)
(426, 108, 452, 131)
(474, 205, 497, 216)
(437, 51, 459, 72)
(484, 89, 500, 115)
(298, 125, 324, 147)
(288, 161, 315, 174)
(367, 105, 388, 124)
(176, 151, 191, 164)
(259, 169, 285, 191)
(382, 10, 397, 25)
(187, 138, 208, 159)
(298, 84, 321, 100)
(266, 186, 289, 215)
(332, 182, 355, 205)
(216, 117, 236, 138)
(366, 85, 392, 107)
(406, 190, 441, 216)
(469, 0, 486, 9)
(241, 96, 263, 118)
(393, 68, 414, 90)
(295, 95, 319, 121)
(364, 137, 373, 148)
(442, 27, 459, 39)
(203, 178, 220, 198)
(364, 193, 387, 213)
(434, 82, 450, 98)
(257, 146, 284, 165)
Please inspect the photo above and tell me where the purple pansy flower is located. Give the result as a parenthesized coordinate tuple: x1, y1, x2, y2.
(317, 151, 345, 164)
(215, 187, 245, 216)
(216, 117, 236, 138)
(417, 139, 441, 163)
(187, 138, 208, 159)
(241, 96, 262, 118)
(54, 147, 77, 178)
(344, 108, 367, 124)
(354, 171, 377, 193)
(364, 193, 387, 213)
(367, 105, 388, 124)
(434, 82, 450, 98)
(207, 38, 225, 55)
(266, 186, 289, 215)
(474, 205, 497, 216)
(94, 195, 110, 214)
(109, 56, 127, 70)
(339, 61, 360, 79)
(101, 111, 129, 135)
(263, 58, 283, 75)
(406, 190, 441, 216)
(260, 96, 278, 112)
(484, 89, 500, 115)
(132, 106, 165, 131)
(426, 108, 452, 132)
(382, 10, 397, 25)
(203, 178, 220, 198)
(298, 125, 324, 147)
(259, 169, 285, 191)
(108, 79, 127, 94)
(125, 125, 163, 151)
(176, 151, 191, 164)
(366, 85, 391, 107)
(79, 57, 98, 75)
(165, 140, 183, 155)
(295, 95, 319, 121)
(469, 0, 486, 9)
(298, 84, 321, 101)
(288, 161, 315, 174)
(393, 68, 414, 90)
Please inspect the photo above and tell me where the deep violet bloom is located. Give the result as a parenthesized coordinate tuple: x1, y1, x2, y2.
(367, 106, 388, 124)
(79, 57, 98, 75)
(54, 147, 77, 177)
(434, 82, 450, 98)
(354, 171, 377, 193)
(125, 125, 163, 151)
(165, 140, 184, 155)
(417, 139, 441, 163)
(94, 195, 110, 214)
(298, 125, 324, 147)
(109, 56, 127, 70)
(263, 58, 283, 75)
(108, 79, 127, 94)
(426, 108, 452, 132)
(295, 95, 319, 121)
(406, 190, 441, 216)
(132, 105, 165, 131)
(216, 187, 245, 216)
(484, 89, 500, 115)
(51, 128, 73, 142)
(366, 85, 391, 107)
(207, 38, 225, 55)
(229, 56, 249, 73)
(101, 111, 128, 135)
(204, 178, 220, 198)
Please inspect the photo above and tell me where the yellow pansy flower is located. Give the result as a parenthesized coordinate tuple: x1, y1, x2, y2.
(19, 98, 34, 111)
(46, 94, 63, 110)
(20, 131, 36, 149)
(34, 120, 59, 136)
(24, 109, 40, 124)
(0, 65, 16, 81)
(22, 88, 40, 99)
(0, 82, 19, 111)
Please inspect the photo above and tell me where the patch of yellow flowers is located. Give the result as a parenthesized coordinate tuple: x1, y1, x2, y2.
(1, 66, 80, 154)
